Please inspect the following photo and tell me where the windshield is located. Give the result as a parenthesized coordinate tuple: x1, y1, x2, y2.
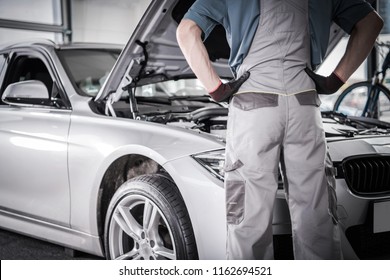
(57, 49, 120, 96)
(134, 79, 208, 98)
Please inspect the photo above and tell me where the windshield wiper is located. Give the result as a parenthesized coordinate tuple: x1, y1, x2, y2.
(168, 95, 213, 102)
(321, 110, 390, 136)
(347, 116, 390, 130)
(322, 110, 390, 130)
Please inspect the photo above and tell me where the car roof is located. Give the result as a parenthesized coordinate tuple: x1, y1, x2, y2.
(0, 39, 123, 52)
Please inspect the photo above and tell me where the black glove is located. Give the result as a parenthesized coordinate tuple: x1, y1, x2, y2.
(305, 67, 344, 95)
(209, 71, 250, 102)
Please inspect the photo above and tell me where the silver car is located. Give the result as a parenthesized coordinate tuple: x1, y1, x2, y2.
(0, 0, 390, 260)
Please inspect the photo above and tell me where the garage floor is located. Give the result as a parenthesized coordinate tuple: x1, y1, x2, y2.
(0, 229, 102, 260)
(3, 228, 390, 260)
(0, 228, 295, 260)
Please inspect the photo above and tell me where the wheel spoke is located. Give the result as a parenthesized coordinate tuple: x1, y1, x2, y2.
(154, 245, 176, 260)
(133, 254, 144, 260)
(143, 200, 160, 235)
(114, 206, 143, 240)
(115, 249, 139, 260)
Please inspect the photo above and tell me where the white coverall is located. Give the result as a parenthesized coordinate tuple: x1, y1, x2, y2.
(224, 0, 341, 259)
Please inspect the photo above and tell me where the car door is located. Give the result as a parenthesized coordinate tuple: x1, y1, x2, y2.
(0, 49, 71, 226)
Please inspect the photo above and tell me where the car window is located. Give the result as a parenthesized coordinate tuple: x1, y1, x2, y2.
(7, 56, 53, 90)
(1, 55, 67, 108)
(57, 49, 120, 97)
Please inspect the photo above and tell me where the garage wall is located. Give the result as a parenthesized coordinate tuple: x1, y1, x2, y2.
(0, 0, 62, 43)
(0, 0, 151, 45)
(71, 0, 151, 44)
(0, 0, 61, 25)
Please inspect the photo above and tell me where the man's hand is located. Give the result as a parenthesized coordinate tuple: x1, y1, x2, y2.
(305, 68, 344, 95)
(209, 72, 250, 102)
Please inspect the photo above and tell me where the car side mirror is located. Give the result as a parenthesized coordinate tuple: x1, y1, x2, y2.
(2, 80, 50, 107)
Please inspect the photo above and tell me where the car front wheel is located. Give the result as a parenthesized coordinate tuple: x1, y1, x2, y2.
(104, 174, 198, 260)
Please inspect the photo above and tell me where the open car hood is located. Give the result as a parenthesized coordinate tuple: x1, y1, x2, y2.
(96, 0, 229, 101)
(96, 0, 366, 101)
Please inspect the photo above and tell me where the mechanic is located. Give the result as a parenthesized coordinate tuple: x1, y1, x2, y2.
(176, 0, 383, 259)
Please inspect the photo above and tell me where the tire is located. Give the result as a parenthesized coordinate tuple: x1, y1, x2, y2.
(333, 82, 390, 118)
(104, 174, 198, 260)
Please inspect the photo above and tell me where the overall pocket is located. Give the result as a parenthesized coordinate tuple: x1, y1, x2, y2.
(295, 91, 321, 107)
(225, 159, 245, 225)
(232, 92, 278, 111)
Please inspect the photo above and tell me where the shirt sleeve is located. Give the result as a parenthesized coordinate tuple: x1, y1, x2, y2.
(332, 0, 374, 34)
(182, 0, 226, 40)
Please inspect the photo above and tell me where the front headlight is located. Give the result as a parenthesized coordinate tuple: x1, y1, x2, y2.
(192, 149, 225, 181)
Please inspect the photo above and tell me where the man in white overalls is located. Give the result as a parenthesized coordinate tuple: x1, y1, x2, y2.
(177, 0, 383, 259)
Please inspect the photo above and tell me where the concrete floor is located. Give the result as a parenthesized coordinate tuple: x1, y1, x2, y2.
(0, 228, 295, 260)
(0, 228, 102, 260)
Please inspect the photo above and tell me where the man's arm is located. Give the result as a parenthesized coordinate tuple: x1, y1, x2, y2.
(307, 10, 384, 94)
(334, 10, 383, 82)
(176, 19, 250, 102)
(176, 19, 220, 92)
